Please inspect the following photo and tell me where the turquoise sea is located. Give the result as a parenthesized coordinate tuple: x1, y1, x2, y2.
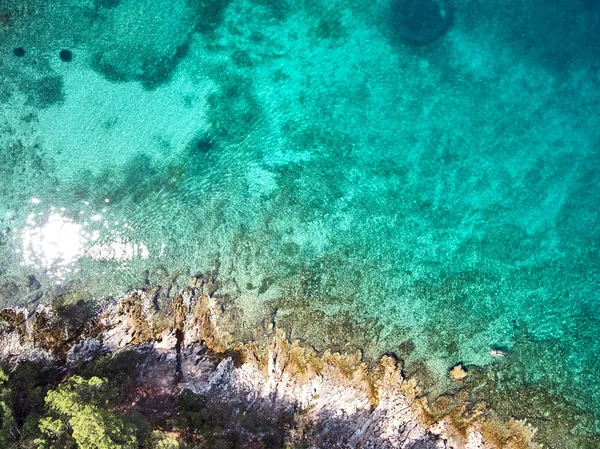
(1, 0, 599, 446)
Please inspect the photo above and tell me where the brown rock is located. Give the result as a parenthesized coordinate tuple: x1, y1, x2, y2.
(449, 363, 468, 381)
(119, 292, 154, 343)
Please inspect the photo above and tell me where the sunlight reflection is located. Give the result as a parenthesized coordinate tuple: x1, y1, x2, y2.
(19, 203, 149, 279)
(21, 212, 84, 278)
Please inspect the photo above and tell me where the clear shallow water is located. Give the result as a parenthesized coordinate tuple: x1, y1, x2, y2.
(1, 0, 600, 444)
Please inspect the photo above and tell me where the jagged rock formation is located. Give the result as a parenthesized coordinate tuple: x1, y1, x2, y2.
(0, 275, 540, 448)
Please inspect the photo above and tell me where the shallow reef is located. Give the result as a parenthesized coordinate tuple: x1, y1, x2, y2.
(1, 0, 600, 447)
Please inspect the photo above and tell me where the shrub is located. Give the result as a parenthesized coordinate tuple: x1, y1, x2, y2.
(0, 367, 17, 445)
(151, 430, 180, 449)
(36, 376, 138, 449)
(179, 389, 223, 435)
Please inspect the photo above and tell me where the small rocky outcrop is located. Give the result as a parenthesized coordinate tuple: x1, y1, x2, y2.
(449, 363, 468, 381)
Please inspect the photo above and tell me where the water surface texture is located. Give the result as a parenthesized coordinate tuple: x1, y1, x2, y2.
(1, 0, 600, 445)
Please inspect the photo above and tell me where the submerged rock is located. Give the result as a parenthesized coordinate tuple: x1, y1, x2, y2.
(24, 275, 41, 291)
(0, 280, 21, 305)
(59, 49, 73, 62)
(390, 0, 454, 46)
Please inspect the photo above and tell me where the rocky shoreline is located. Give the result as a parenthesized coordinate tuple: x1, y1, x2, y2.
(0, 274, 539, 448)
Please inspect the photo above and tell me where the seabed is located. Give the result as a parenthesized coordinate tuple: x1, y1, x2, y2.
(1, 0, 599, 447)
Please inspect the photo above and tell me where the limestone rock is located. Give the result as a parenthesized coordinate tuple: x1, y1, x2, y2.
(66, 338, 106, 364)
(449, 363, 468, 381)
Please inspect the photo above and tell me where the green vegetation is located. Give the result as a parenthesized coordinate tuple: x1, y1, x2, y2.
(0, 360, 155, 449)
(150, 431, 179, 449)
(36, 376, 137, 449)
(178, 389, 224, 436)
(81, 349, 148, 393)
(0, 362, 143, 449)
(0, 367, 17, 446)
(0, 357, 295, 449)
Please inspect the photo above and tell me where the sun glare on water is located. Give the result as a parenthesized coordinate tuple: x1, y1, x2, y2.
(18, 201, 150, 280)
